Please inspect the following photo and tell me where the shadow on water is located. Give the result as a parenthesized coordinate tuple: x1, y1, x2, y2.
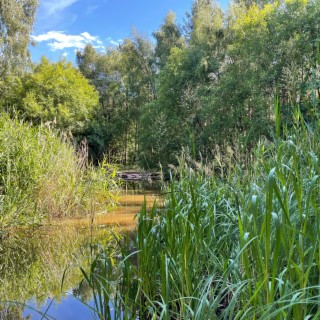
(0, 181, 162, 320)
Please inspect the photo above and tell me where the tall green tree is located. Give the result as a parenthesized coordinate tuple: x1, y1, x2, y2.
(215, 0, 320, 144)
(140, 0, 225, 168)
(77, 44, 128, 161)
(0, 0, 38, 77)
(153, 11, 184, 69)
(5, 56, 99, 134)
(119, 32, 156, 163)
(77, 33, 156, 164)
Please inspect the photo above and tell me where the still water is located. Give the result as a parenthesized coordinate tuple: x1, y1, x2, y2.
(0, 183, 161, 320)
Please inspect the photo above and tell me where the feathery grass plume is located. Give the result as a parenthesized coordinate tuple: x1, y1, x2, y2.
(0, 114, 119, 227)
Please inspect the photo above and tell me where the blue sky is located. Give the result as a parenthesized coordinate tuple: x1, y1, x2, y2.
(30, 0, 228, 64)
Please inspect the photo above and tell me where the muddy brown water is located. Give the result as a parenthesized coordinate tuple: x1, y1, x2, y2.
(0, 183, 162, 320)
(49, 189, 161, 230)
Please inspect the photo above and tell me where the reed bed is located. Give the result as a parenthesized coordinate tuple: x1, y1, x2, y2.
(0, 114, 119, 227)
(80, 115, 320, 319)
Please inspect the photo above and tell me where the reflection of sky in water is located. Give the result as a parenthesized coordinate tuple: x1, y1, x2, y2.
(24, 296, 95, 320)
(23, 295, 118, 320)
(7, 186, 160, 319)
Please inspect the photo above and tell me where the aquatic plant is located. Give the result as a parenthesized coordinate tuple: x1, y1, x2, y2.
(81, 114, 320, 319)
(0, 114, 119, 227)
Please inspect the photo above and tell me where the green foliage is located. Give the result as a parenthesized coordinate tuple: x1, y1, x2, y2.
(222, 0, 320, 134)
(139, 46, 205, 168)
(0, 114, 118, 227)
(139, 0, 225, 168)
(77, 33, 156, 164)
(139, 0, 320, 169)
(153, 11, 184, 69)
(55, 0, 320, 171)
(77, 45, 126, 161)
(79, 116, 320, 319)
(0, 0, 38, 77)
(2, 57, 99, 134)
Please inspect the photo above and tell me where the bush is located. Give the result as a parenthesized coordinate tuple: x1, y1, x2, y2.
(0, 57, 99, 134)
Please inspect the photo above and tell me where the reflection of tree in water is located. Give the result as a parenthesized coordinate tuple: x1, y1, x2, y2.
(73, 280, 92, 303)
(0, 226, 117, 318)
(72, 241, 120, 304)
(0, 304, 30, 320)
(0, 231, 38, 281)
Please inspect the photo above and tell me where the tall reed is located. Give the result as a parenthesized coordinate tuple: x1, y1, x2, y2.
(0, 114, 119, 227)
(80, 115, 320, 319)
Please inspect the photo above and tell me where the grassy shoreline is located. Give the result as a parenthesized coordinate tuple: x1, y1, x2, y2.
(0, 115, 119, 228)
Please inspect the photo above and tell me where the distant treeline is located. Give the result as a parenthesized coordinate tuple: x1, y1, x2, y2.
(1, 0, 320, 169)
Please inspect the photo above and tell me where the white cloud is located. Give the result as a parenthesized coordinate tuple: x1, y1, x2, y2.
(31, 31, 103, 51)
(42, 0, 79, 16)
(93, 45, 105, 49)
(62, 52, 68, 57)
(110, 40, 119, 46)
(81, 32, 98, 41)
(109, 38, 124, 46)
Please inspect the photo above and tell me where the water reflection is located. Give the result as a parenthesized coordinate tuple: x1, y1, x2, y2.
(0, 226, 115, 319)
(24, 297, 97, 320)
(0, 186, 160, 319)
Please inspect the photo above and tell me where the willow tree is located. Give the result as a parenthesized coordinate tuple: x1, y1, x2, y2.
(0, 0, 38, 77)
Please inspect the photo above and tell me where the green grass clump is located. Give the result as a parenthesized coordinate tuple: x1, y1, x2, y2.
(0, 114, 118, 227)
(80, 117, 320, 319)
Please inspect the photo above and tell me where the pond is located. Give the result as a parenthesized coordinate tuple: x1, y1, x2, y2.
(0, 183, 161, 320)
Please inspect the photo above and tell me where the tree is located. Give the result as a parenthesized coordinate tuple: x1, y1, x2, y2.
(140, 1, 226, 168)
(77, 44, 128, 161)
(118, 32, 157, 163)
(6, 56, 99, 134)
(0, 0, 38, 77)
(218, 0, 320, 141)
(78, 0, 320, 169)
(77, 33, 156, 164)
(153, 11, 184, 69)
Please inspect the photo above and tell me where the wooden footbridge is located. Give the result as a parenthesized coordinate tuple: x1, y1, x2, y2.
(116, 171, 162, 182)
